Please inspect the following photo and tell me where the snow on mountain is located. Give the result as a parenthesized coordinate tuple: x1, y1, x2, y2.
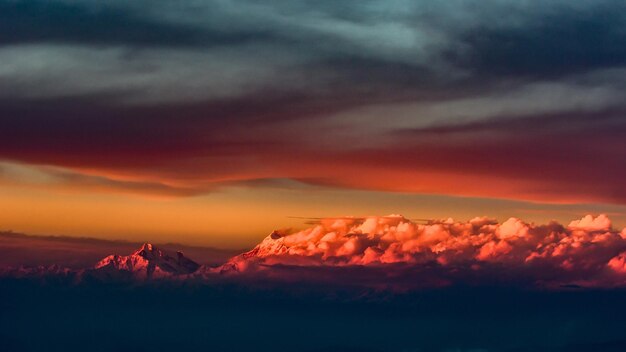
(219, 230, 290, 273)
(93, 243, 200, 279)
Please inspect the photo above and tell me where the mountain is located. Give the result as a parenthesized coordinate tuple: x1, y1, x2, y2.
(0, 231, 239, 269)
(0, 243, 202, 282)
(93, 243, 200, 279)
(241, 230, 289, 259)
(219, 231, 288, 273)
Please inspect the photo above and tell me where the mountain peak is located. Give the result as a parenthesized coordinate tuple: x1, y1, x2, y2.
(141, 243, 154, 251)
(218, 230, 289, 273)
(133, 242, 162, 259)
(95, 243, 200, 278)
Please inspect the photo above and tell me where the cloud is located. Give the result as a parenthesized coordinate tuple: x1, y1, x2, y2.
(325, 75, 626, 136)
(0, 0, 263, 47)
(222, 214, 626, 288)
(3, 0, 625, 104)
(0, 161, 209, 197)
(306, 108, 626, 204)
(449, 0, 626, 77)
(0, 0, 625, 204)
(608, 252, 626, 274)
(0, 44, 306, 103)
(568, 214, 612, 231)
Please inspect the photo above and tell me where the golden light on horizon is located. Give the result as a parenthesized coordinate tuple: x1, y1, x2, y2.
(2, 180, 625, 249)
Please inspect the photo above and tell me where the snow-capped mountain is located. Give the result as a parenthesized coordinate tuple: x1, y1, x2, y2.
(219, 231, 288, 273)
(94, 243, 200, 278)
(0, 243, 203, 282)
(241, 231, 289, 259)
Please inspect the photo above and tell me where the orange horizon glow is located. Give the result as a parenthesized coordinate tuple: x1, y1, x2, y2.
(2, 172, 626, 249)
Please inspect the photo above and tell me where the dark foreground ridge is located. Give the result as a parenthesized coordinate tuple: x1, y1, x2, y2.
(2, 278, 626, 352)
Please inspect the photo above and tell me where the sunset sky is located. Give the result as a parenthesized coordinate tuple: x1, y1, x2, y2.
(1, 0, 625, 248)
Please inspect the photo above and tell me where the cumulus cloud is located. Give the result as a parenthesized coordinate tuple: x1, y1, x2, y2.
(568, 214, 612, 231)
(222, 214, 626, 288)
(608, 252, 626, 273)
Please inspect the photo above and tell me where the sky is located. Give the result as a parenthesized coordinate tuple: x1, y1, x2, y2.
(1, 0, 625, 248)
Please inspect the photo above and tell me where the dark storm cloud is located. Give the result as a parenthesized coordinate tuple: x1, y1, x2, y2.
(3, 1, 625, 102)
(0, 0, 275, 47)
(0, 0, 625, 202)
(450, 2, 626, 77)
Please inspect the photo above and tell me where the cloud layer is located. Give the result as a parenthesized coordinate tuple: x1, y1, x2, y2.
(0, 0, 625, 203)
(223, 214, 626, 289)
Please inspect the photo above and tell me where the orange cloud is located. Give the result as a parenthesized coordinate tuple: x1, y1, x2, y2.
(221, 214, 626, 288)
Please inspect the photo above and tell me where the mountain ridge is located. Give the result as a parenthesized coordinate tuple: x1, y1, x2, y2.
(94, 243, 201, 279)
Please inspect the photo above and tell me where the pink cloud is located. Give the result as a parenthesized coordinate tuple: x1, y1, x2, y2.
(568, 214, 612, 231)
(220, 214, 626, 288)
(608, 252, 626, 274)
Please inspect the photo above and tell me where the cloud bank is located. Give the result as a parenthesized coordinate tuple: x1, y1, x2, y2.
(223, 214, 626, 289)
